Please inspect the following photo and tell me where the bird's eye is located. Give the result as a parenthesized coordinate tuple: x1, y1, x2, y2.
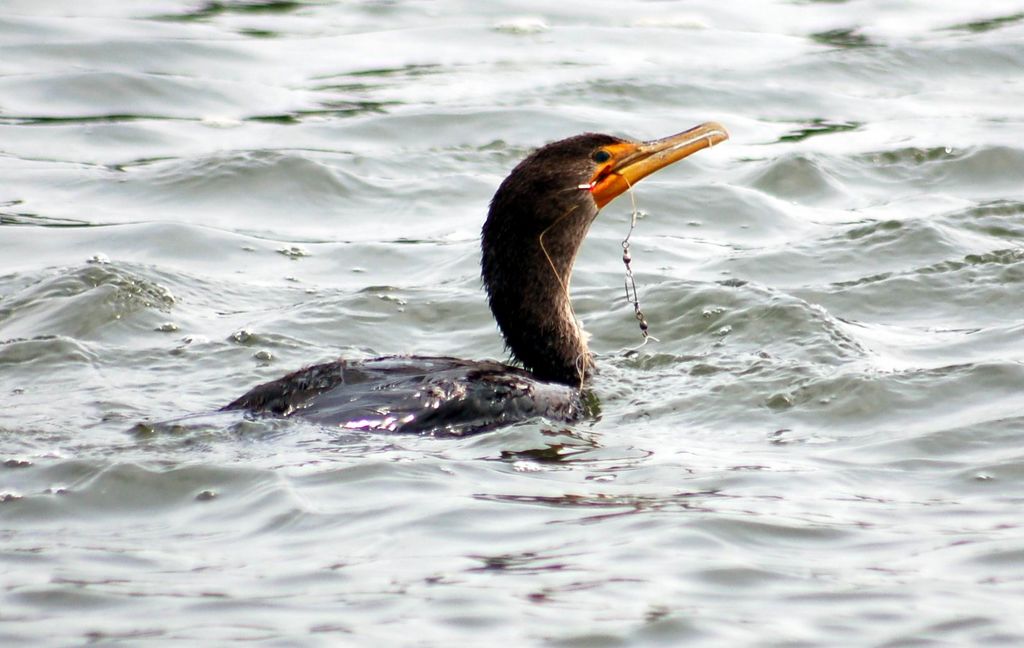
(592, 150, 611, 163)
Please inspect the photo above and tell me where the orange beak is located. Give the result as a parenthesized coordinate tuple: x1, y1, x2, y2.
(590, 122, 729, 208)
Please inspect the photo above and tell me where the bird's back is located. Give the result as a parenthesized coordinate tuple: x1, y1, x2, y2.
(222, 356, 587, 436)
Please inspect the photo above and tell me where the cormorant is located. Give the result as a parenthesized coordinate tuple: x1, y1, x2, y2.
(223, 122, 728, 435)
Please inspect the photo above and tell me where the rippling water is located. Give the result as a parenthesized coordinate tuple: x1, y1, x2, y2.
(4, 1, 1024, 645)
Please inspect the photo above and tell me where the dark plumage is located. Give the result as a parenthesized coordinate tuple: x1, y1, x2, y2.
(223, 356, 584, 436)
(223, 124, 728, 434)
(483, 133, 623, 385)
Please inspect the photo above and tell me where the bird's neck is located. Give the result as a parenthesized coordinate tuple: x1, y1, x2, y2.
(481, 194, 598, 386)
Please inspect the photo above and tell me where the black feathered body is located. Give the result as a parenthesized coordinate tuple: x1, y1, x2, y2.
(223, 356, 586, 436)
(224, 133, 628, 434)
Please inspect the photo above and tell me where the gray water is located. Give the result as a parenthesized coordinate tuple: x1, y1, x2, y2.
(3, 1, 1024, 645)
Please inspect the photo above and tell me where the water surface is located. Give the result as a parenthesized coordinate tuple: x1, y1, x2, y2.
(3, 1, 1024, 645)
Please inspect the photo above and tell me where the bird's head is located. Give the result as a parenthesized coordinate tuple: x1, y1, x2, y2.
(488, 121, 729, 234)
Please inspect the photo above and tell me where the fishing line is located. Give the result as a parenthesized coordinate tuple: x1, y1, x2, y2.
(621, 177, 659, 345)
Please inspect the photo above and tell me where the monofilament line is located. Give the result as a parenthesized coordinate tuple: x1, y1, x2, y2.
(621, 178, 659, 345)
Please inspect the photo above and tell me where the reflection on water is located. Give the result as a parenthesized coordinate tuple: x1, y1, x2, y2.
(3, 0, 1024, 645)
